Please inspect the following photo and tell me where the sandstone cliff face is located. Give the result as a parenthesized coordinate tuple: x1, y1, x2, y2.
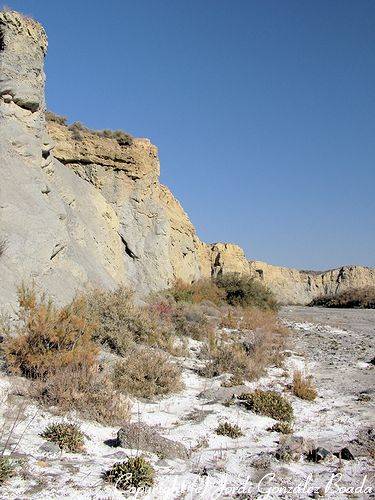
(0, 10, 374, 309)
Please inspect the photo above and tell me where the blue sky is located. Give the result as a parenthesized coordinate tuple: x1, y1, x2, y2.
(4, 0, 375, 270)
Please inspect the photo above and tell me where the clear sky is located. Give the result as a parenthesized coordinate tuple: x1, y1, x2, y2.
(3, 0, 375, 270)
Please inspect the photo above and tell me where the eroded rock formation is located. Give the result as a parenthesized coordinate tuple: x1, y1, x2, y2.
(0, 10, 374, 308)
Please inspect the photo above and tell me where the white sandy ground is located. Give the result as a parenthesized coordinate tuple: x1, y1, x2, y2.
(0, 318, 374, 499)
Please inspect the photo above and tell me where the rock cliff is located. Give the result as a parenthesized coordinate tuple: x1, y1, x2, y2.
(0, 10, 374, 308)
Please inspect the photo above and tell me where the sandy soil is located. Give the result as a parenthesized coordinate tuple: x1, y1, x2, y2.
(0, 307, 373, 499)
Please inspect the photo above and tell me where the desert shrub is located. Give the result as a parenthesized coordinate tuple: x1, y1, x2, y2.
(0, 456, 16, 484)
(215, 422, 244, 438)
(270, 421, 293, 434)
(34, 365, 131, 425)
(99, 129, 133, 147)
(112, 346, 183, 399)
(3, 285, 97, 380)
(202, 325, 287, 381)
(45, 110, 67, 126)
(0, 238, 7, 258)
(215, 273, 278, 310)
(219, 310, 239, 329)
(171, 303, 213, 341)
(104, 456, 155, 491)
(310, 287, 375, 309)
(166, 279, 225, 305)
(82, 288, 174, 355)
(68, 121, 86, 141)
(240, 390, 293, 422)
(41, 422, 84, 452)
(292, 371, 317, 401)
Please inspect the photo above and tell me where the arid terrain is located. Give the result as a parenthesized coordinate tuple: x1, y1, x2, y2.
(0, 305, 373, 499)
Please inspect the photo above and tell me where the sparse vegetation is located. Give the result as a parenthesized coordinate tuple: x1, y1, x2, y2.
(202, 324, 287, 382)
(3, 285, 97, 380)
(240, 390, 293, 422)
(165, 279, 225, 305)
(65, 120, 133, 146)
(112, 346, 183, 399)
(310, 287, 375, 309)
(41, 422, 84, 452)
(215, 273, 278, 310)
(292, 370, 317, 401)
(215, 421, 244, 438)
(2, 286, 131, 425)
(82, 288, 174, 355)
(45, 110, 67, 126)
(104, 456, 155, 491)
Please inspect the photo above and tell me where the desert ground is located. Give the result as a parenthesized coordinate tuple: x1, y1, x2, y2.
(0, 306, 374, 499)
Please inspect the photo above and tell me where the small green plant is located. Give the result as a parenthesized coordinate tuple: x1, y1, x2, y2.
(240, 390, 293, 422)
(104, 456, 155, 490)
(270, 421, 293, 434)
(292, 371, 317, 401)
(0, 457, 16, 485)
(41, 423, 84, 452)
(215, 421, 244, 438)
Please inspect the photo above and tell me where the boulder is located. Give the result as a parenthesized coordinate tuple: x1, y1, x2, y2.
(275, 435, 316, 462)
(117, 422, 189, 460)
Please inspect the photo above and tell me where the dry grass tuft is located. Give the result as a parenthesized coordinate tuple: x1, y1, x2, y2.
(112, 346, 183, 399)
(292, 370, 317, 401)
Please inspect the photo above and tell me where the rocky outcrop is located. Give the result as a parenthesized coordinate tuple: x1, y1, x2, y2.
(0, 10, 374, 309)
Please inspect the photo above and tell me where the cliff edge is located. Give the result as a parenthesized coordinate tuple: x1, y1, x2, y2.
(0, 10, 374, 308)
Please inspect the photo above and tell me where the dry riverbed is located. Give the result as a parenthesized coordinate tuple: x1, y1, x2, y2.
(0, 306, 374, 499)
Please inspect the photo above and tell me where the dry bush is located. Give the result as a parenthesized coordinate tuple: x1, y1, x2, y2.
(239, 307, 280, 332)
(165, 278, 225, 305)
(215, 273, 278, 310)
(292, 371, 317, 401)
(2, 286, 130, 425)
(98, 129, 133, 147)
(34, 365, 131, 425)
(82, 288, 174, 355)
(310, 287, 375, 309)
(112, 346, 183, 399)
(3, 285, 97, 379)
(269, 421, 293, 434)
(202, 325, 287, 382)
(45, 110, 67, 126)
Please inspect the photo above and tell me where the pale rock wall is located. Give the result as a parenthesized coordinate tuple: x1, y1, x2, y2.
(1, 10, 374, 309)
